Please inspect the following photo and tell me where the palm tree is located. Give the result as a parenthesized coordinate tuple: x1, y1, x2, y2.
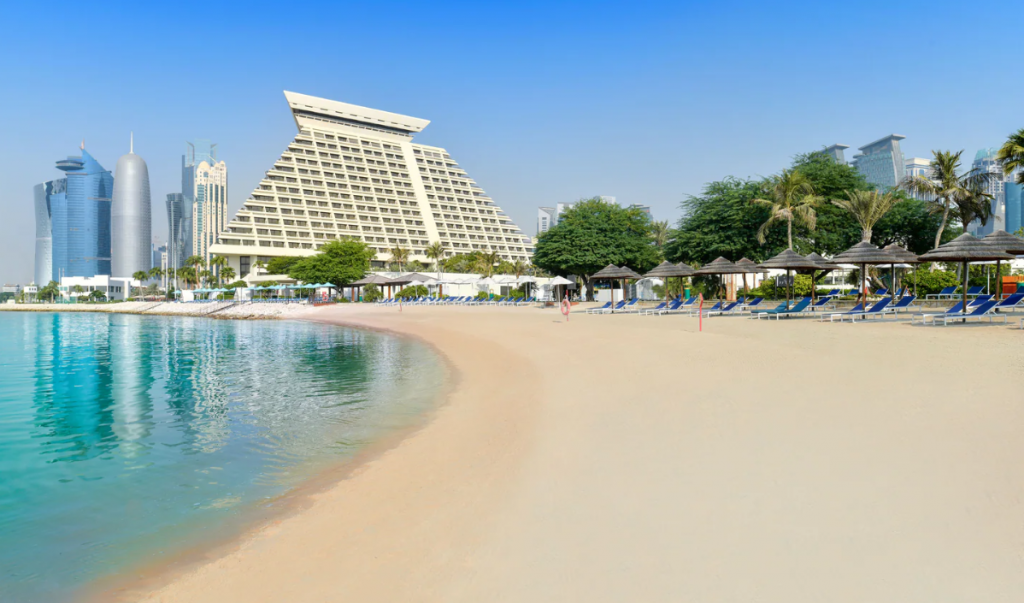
(651, 220, 669, 248)
(425, 241, 447, 277)
(830, 190, 902, 242)
(199, 270, 213, 288)
(209, 255, 227, 285)
(389, 246, 410, 272)
(148, 266, 163, 282)
(177, 267, 196, 290)
(952, 180, 995, 232)
(132, 271, 148, 298)
(996, 128, 1024, 185)
(475, 251, 500, 278)
(221, 266, 236, 284)
(752, 168, 821, 249)
(900, 150, 994, 249)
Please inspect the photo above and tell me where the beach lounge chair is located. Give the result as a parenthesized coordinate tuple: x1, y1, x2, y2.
(598, 300, 627, 314)
(926, 286, 957, 299)
(587, 302, 612, 314)
(874, 294, 918, 316)
(874, 288, 889, 297)
(809, 296, 834, 311)
(928, 300, 1005, 326)
(740, 297, 764, 310)
(819, 303, 865, 322)
(912, 300, 971, 324)
(821, 289, 841, 298)
(993, 292, 1024, 312)
(644, 299, 682, 316)
(754, 298, 812, 320)
(836, 298, 892, 322)
(704, 300, 742, 317)
(689, 300, 722, 315)
(750, 302, 786, 316)
(965, 286, 984, 297)
(970, 294, 993, 307)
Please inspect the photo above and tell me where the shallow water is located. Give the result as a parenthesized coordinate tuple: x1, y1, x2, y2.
(0, 312, 444, 602)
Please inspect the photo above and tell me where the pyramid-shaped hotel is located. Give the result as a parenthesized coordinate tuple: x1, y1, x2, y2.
(210, 91, 531, 276)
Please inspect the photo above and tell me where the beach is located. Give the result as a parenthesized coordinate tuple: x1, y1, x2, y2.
(121, 303, 1024, 602)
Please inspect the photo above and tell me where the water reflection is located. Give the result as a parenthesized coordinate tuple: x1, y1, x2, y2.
(0, 312, 443, 603)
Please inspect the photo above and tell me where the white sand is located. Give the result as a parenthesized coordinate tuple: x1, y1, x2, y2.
(108, 303, 1024, 602)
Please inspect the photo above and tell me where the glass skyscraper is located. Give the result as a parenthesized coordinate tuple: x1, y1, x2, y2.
(37, 146, 113, 282)
(183, 140, 228, 269)
(1004, 182, 1023, 235)
(165, 192, 190, 275)
(852, 135, 906, 190)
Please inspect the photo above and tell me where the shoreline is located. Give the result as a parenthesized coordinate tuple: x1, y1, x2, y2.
(80, 304, 1024, 601)
(0, 301, 311, 320)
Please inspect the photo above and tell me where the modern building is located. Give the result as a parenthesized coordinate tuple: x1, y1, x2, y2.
(630, 203, 652, 218)
(36, 143, 113, 282)
(33, 179, 61, 286)
(183, 140, 228, 269)
(165, 192, 190, 277)
(58, 275, 138, 301)
(823, 144, 850, 163)
(967, 148, 1024, 236)
(537, 207, 556, 235)
(1005, 182, 1023, 235)
(210, 91, 531, 277)
(903, 157, 935, 201)
(111, 134, 152, 277)
(152, 243, 168, 287)
(852, 135, 906, 190)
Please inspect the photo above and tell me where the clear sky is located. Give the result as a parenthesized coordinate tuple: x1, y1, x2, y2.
(2, 0, 1023, 284)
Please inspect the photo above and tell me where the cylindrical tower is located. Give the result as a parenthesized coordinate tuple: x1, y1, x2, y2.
(111, 134, 152, 277)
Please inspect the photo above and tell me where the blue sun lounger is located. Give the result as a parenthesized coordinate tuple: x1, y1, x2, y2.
(754, 298, 812, 320)
(926, 286, 957, 300)
(587, 301, 612, 314)
(925, 300, 1005, 326)
(994, 292, 1024, 311)
(965, 286, 985, 297)
(835, 297, 892, 322)
(704, 300, 742, 317)
(642, 299, 681, 316)
(740, 297, 765, 311)
(810, 296, 834, 311)
(820, 302, 865, 322)
(912, 300, 970, 324)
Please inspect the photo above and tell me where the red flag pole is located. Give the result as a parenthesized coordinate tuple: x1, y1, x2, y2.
(698, 293, 703, 332)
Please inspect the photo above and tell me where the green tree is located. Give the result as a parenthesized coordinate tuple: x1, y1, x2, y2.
(388, 246, 409, 272)
(132, 271, 148, 297)
(220, 266, 236, 283)
(830, 190, 902, 242)
(752, 168, 822, 250)
(38, 280, 59, 302)
(88, 289, 106, 302)
(900, 150, 994, 248)
(533, 197, 660, 300)
(266, 256, 302, 275)
(148, 266, 163, 282)
(651, 220, 669, 249)
(474, 251, 500, 277)
(177, 267, 196, 290)
(288, 239, 375, 287)
(209, 255, 227, 285)
(873, 195, 958, 254)
(996, 128, 1024, 185)
(425, 241, 447, 276)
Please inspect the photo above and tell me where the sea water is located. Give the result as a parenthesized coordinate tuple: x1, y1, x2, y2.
(0, 312, 444, 602)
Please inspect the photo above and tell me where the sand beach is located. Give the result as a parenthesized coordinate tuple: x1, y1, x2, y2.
(122, 303, 1024, 602)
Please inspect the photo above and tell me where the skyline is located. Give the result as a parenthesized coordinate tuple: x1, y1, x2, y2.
(4, 0, 1024, 283)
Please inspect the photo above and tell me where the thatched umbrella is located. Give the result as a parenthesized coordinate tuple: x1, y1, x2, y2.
(804, 253, 840, 301)
(643, 261, 695, 300)
(832, 242, 900, 305)
(917, 233, 1013, 322)
(695, 257, 747, 307)
(757, 249, 821, 309)
(734, 258, 768, 298)
(982, 230, 1024, 300)
(350, 274, 391, 302)
(590, 265, 642, 312)
(881, 244, 919, 300)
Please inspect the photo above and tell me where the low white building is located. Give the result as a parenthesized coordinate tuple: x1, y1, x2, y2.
(59, 275, 139, 301)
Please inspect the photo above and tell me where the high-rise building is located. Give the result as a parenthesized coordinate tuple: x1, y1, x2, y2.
(1005, 182, 1023, 235)
(966, 148, 1024, 236)
(823, 144, 850, 163)
(209, 91, 531, 276)
(111, 134, 152, 277)
(903, 157, 935, 201)
(852, 135, 906, 190)
(33, 179, 61, 286)
(537, 207, 556, 235)
(38, 143, 113, 281)
(183, 139, 228, 268)
(630, 203, 652, 218)
(165, 192, 190, 275)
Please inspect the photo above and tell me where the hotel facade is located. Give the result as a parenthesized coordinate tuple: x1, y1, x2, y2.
(209, 92, 531, 278)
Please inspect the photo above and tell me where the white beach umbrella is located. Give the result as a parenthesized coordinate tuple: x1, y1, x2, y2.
(548, 276, 573, 302)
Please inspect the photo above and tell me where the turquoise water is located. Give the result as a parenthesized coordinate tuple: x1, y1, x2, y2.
(0, 312, 444, 602)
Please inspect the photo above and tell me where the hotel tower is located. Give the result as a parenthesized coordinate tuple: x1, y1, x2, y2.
(209, 91, 531, 278)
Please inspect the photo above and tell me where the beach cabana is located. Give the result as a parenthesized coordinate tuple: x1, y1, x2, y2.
(756, 250, 821, 309)
(917, 233, 1012, 322)
(350, 274, 391, 302)
(881, 244, 919, 299)
(982, 230, 1024, 299)
(832, 242, 901, 305)
(643, 261, 695, 301)
(589, 265, 642, 312)
(694, 257, 746, 308)
(734, 258, 768, 298)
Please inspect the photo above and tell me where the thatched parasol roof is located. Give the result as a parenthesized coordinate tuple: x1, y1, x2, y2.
(805, 252, 840, 270)
(351, 274, 392, 286)
(882, 243, 919, 264)
(694, 257, 746, 275)
(643, 261, 695, 278)
(758, 249, 822, 271)
(982, 230, 1024, 255)
(832, 241, 899, 265)
(917, 233, 1014, 263)
(735, 258, 768, 273)
(591, 265, 643, 280)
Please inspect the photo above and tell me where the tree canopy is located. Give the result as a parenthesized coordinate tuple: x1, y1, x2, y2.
(287, 239, 375, 286)
(533, 198, 661, 277)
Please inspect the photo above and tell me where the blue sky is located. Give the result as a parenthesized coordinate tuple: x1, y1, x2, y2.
(2, 0, 1022, 284)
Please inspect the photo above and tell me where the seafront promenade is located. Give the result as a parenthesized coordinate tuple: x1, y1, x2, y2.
(115, 303, 1024, 603)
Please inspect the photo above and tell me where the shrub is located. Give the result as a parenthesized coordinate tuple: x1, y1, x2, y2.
(905, 266, 960, 296)
(507, 288, 526, 299)
(475, 291, 491, 300)
(362, 284, 383, 302)
(395, 285, 428, 299)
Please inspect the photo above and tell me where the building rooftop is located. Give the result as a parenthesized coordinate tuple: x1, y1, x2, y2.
(284, 90, 430, 134)
(858, 134, 906, 151)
